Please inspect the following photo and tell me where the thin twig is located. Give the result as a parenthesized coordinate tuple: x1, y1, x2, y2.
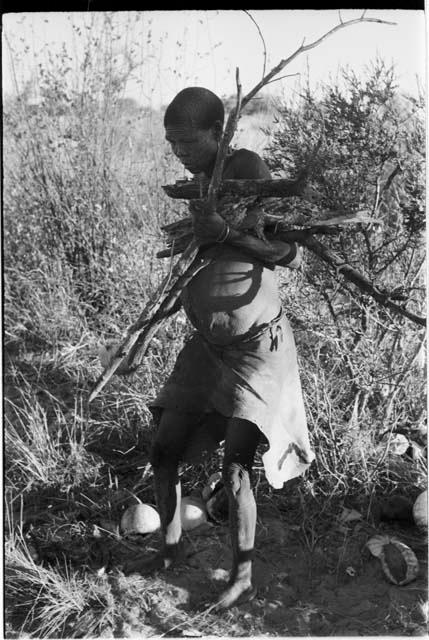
(372, 176, 381, 216)
(265, 72, 301, 86)
(243, 9, 267, 81)
(207, 67, 242, 208)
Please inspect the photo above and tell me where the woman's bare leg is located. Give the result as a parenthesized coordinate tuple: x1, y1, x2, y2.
(123, 409, 197, 574)
(215, 418, 260, 609)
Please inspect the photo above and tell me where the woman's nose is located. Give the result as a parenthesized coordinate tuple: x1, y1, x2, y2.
(175, 146, 186, 159)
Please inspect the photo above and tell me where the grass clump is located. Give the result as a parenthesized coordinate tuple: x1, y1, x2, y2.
(6, 535, 115, 638)
(5, 391, 101, 496)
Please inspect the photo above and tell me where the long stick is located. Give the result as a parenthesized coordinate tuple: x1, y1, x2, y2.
(156, 210, 373, 259)
(88, 239, 200, 402)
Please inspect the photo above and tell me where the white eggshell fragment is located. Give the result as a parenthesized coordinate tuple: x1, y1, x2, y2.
(181, 496, 207, 531)
(413, 490, 428, 528)
(121, 504, 161, 535)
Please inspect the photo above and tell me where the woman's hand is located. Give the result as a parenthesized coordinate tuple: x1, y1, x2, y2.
(190, 201, 227, 244)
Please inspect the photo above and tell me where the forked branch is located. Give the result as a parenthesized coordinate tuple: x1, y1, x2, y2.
(240, 15, 396, 110)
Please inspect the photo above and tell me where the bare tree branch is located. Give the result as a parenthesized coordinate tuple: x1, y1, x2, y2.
(303, 236, 426, 327)
(240, 15, 396, 111)
(207, 67, 242, 208)
(243, 10, 267, 81)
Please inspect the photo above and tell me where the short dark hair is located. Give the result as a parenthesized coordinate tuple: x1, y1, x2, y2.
(164, 87, 224, 130)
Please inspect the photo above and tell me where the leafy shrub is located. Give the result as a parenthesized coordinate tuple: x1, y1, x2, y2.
(266, 60, 426, 498)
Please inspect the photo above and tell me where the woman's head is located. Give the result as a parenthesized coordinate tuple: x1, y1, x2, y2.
(164, 87, 224, 175)
(164, 87, 224, 130)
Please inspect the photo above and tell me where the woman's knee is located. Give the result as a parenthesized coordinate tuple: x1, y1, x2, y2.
(150, 409, 193, 468)
(150, 440, 177, 469)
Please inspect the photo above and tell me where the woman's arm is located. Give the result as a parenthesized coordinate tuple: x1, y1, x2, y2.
(193, 148, 302, 266)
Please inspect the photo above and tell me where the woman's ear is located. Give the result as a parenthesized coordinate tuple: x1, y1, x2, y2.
(213, 120, 224, 141)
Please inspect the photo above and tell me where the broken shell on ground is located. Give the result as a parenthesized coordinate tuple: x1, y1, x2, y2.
(380, 540, 419, 585)
(120, 504, 161, 536)
(413, 489, 428, 528)
(181, 496, 207, 531)
(367, 535, 419, 585)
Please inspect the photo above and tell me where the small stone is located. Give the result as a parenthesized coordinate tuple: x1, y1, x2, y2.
(209, 567, 230, 582)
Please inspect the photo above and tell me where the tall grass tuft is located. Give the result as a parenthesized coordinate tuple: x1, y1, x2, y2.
(5, 390, 102, 495)
(6, 533, 115, 638)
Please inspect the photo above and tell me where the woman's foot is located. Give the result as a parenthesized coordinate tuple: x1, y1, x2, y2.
(213, 580, 257, 610)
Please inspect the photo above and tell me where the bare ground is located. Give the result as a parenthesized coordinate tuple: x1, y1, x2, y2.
(10, 499, 426, 638)
(104, 508, 427, 637)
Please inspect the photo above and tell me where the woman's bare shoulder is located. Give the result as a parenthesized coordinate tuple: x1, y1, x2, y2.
(224, 148, 271, 180)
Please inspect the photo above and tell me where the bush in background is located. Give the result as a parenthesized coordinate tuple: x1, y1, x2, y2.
(265, 60, 426, 500)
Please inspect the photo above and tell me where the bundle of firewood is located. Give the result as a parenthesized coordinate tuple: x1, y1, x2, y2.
(157, 179, 373, 258)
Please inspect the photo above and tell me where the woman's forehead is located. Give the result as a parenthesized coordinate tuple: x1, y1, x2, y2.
(165, 124, 200, 137)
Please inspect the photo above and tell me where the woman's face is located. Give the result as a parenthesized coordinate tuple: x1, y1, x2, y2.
(165, 122, 221, 176)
